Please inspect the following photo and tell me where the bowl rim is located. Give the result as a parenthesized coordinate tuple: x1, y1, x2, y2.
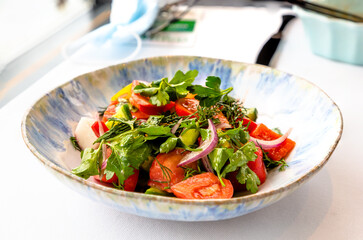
(21, 55, 344, 206)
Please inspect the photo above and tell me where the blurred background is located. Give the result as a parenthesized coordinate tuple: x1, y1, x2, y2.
(1, 0, 293, 108)
(2, 0, 361, 108)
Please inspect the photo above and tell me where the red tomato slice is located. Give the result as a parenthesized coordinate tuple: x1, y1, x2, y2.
(93, 173, 118, 184)
(91, 121, 109, 138)
(170, 172, 234, 199)
(102, 101, 118, 122)
(163, 101, 175, 112)
(215, 111, 232, 128)
(175, 98, 199, 116)
(123, 169, 139, 192)
(250, 123, 296, 161)
(148, 149, 197, 193)
(175, 98, 231, 128)
(131, 110, 150, 119)
(247, 146, 267, 184)
(242, 117, 258, 132)
(93, 169, 139, 192)
(129, 80, 167, 115)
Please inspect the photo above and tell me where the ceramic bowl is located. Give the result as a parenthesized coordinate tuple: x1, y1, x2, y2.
(294, 0, 363, 65)
(21, 56, 343, 221)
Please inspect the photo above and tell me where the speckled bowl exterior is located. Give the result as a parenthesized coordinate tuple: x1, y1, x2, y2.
(21, 56, 343, 221)
(294, 4, 363, 65)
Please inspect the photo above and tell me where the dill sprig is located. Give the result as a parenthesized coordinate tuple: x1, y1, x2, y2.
(217, 97, 246, 127)
(98, 106, 108, 117)
(70, 136, 81, 151)
(195, 105, 221, 127)
(155, 158, 173, 189)
(94, 120, 134, 143)
(261, 148, 289, 171)
(181, 166, 201, 180)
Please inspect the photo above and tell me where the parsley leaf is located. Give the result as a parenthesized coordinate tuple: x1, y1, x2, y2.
(106, 133, 152, 186)
(220, 142, 260, 193)
(219, 128, 249, 148)
(190, 76, 233, 107)
(149, 87, 169, 106)
(208, 148, 234, 186)
(236, 164, 260, 193)
(167, 70, 198, 99)
(133, 70, 198, 106)
(71, 145, 102, 179)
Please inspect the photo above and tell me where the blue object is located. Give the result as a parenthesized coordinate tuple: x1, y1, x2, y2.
(62, 0, 159, 65)
(294, 5, 363, 65)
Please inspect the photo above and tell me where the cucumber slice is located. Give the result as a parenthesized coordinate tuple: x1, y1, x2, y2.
(245, 108, 258, 121)
(180, 129, 199, 146)
(145, 187, 173, 196)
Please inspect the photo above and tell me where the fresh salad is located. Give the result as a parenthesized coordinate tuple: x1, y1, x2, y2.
(70, 70, 295, 199)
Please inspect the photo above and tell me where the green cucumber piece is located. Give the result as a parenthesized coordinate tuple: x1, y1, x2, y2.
(180, 129, 199, 146)
(145, 187, 173, 196)
(245, 108, 258, 121)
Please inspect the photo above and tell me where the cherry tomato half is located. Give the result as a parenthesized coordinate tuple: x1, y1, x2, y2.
(171, 172, 234, 199)
(148, 149, 197, 193)
(129, 80, 167, 115)
(175, 98, 199, 116)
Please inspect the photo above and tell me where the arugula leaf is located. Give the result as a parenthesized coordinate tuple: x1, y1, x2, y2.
(208, 148, 234, 186)
(190, 76, 233, 107)
(71, 146, 101, 179)
(159, 137, 178, 153)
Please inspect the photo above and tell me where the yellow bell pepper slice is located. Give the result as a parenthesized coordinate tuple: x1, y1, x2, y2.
(111, 83, 132, 101)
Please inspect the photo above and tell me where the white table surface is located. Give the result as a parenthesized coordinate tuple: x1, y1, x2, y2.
(1, 6, 363, 240)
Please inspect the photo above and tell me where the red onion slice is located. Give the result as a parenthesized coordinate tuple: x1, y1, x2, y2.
(250, 128, 293, 150)
(171, 118, 183, 134)
(201, 156, 214, 172)
(177, 119, 218, 167)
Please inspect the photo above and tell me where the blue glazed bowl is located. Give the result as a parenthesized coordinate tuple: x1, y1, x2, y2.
(21, 56, 343, 221)
(294, 1, 363, 65)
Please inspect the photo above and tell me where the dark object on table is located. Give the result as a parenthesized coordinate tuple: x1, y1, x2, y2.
(255, 14, 295, 66)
